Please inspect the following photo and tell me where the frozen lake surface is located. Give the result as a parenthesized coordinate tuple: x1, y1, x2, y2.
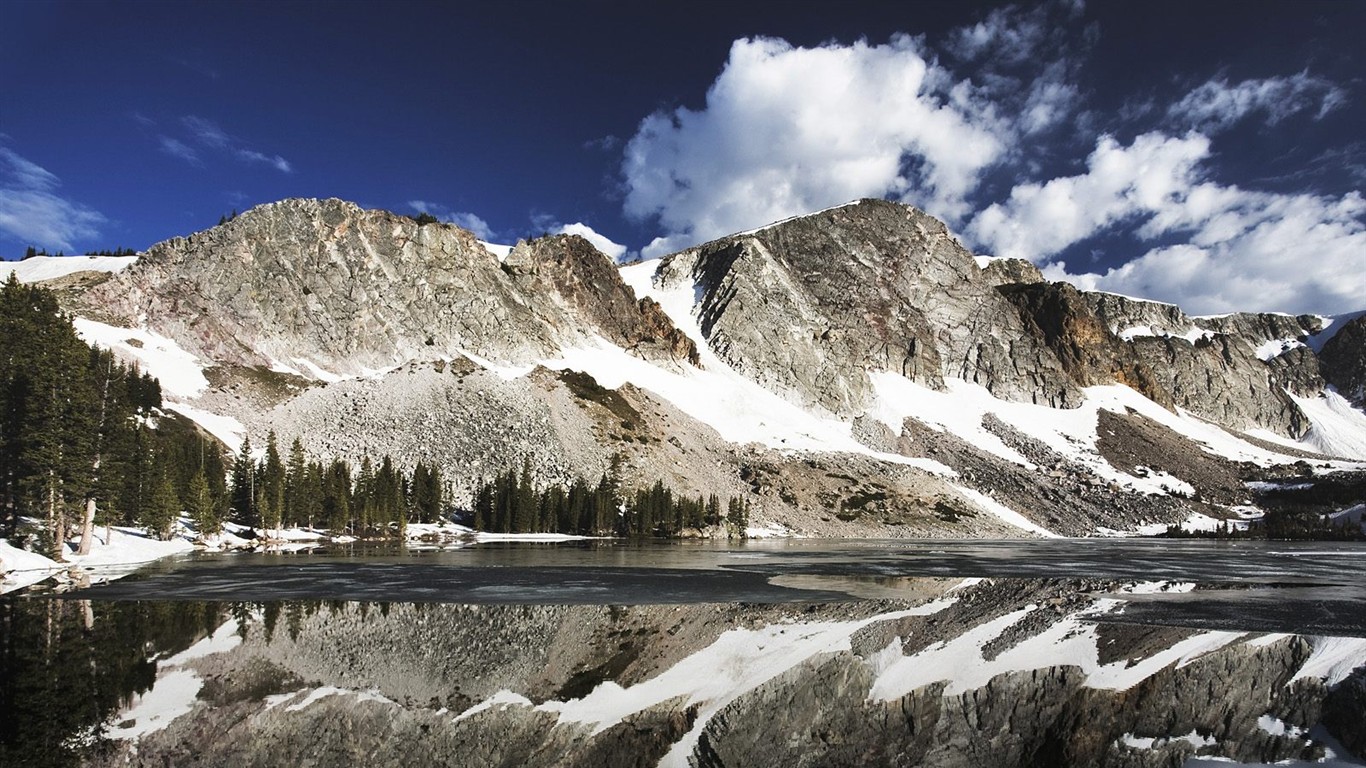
(63, 538, 1366, 636)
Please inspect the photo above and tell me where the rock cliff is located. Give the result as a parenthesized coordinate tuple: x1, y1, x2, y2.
(77, 198, 696, 375)
(656, 200, 1083, 416)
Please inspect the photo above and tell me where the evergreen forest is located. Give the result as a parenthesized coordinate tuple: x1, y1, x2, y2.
(0, 275, 224, 558)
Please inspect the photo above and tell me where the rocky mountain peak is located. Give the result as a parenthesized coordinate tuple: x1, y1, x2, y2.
(657, 198, 1084, 416)
(77, 198, 696, 376)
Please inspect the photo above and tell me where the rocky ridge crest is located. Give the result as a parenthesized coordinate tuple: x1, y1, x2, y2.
(78, 198, 697, 375)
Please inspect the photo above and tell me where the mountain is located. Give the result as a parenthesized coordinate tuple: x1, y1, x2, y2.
(41, 197, 1366, 537)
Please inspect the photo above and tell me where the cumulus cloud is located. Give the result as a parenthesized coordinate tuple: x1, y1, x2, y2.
(1076, 191, 1366, 316)
(620, 1, 1096, 259)
(556, 222, 627, 261)
(407, 200, 495, 240)
(970, 130, 1366, 315)
(1168, 72, 1346, 133)
(968, 131, 1211, 262)
(622, 35, 1010, 257)
(0, 147, 105, 251)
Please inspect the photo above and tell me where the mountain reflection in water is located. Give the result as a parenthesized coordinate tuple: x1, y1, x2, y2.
(2, 539, 1365, 767)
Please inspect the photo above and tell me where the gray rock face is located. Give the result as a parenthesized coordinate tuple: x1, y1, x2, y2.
(78, 198, 696, 375)
(650, 200, 1352, 438)
(656, 199, 1083, 416)
(1321, 314, 1366, 406)
(997, 286, 1314, 436)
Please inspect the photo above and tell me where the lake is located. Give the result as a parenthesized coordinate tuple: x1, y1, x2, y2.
(4, 538, 1366, 767)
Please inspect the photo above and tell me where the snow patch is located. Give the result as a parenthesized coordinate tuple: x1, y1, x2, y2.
(73, 318, 210, 399)
(1118, 730, 1216, 750)
(745, 521, 802, 539)
(868, 599, 1245, 699)
(460, 350, 536, 380)
(1288, 389, 1366, 460)
(533, 599, 955, 767)
(953, 486, 1060, 538)
(290, 357, 345, 383)
(1255, 338, 1306, 361)
(1257, 714, 1305, 739)
(1291, 636, 1366, 686)
(540, 335, 952, 474)
(453, 690, 534, 722)
(165, 402, 245, 452)
(868, 374, 1220, 498)
(0, 254, 136, 283)
(1117, 325, 1215, 344)
(1307, 310, 1366, 353)
(733, 200, 862, 237)
(1119, 581, 1196, 595)
(480, 241, 513, 261)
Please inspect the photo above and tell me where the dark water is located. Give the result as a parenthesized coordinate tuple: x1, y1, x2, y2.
(55, 538, 1366, 636)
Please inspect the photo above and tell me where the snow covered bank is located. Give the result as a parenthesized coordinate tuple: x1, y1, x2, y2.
(0, 523, 198, 594)
(1, 254, 136, 283)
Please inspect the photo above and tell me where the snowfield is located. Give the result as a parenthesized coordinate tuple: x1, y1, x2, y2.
(73, 318, 211, 399)
(1, 254, 137, 283)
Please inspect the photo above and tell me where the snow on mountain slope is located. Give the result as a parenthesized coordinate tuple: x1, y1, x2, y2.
(869, 373, 1326, 491)
(867, 599, 1247, 699)
(1, 254, 136, 283)
(71, 318, 246, 450)
(73, 318, 210, 398)
(616, 260, 1072, 537)
(1289, 389, 1366, 460)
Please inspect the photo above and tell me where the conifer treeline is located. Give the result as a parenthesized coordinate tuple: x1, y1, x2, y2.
(20, 246, 136, 260)
(0, 275, 226, 555)
(471, 458, 749, 538)
(227, 433, 443, 536)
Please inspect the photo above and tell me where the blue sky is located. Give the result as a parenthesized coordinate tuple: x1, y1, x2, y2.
(2, 0, 1363, 315)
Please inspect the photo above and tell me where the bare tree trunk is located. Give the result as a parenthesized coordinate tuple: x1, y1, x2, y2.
(46, 472, 65, 562)
(79, 365, 112, 557)
(76, 495, 96, 556)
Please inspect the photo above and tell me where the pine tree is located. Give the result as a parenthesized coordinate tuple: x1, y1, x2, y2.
(514, 458, 535, 533)
(0, 275, 98, 554)
(184, 466, 219, 536)
(229, 436, 256, 526)
(259, 432, 284, 531)
(283, 437, 306, 527)
(143, 467, 180, 540)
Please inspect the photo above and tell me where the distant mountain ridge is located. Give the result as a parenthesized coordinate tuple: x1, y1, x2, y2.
(38, 197, 1366, 537)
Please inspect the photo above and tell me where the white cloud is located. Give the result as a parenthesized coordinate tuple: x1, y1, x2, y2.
(235, 149, 292, 174)
(157, 116, 292, 174)
(968, 131, 1211, 262)
(1168, 72, 1346, 133)
(1077, 191, 1366, 315)
(623, 35, 1010, 257)
(972, 130, 1366, 315)
(0, 147, 105, 251)
(182, 115, 230, 149)
(0, 147, 60, 190)
(159, 136, 201, 165)
(556, 222, 627, 261)
(407, 200, 494, 240)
